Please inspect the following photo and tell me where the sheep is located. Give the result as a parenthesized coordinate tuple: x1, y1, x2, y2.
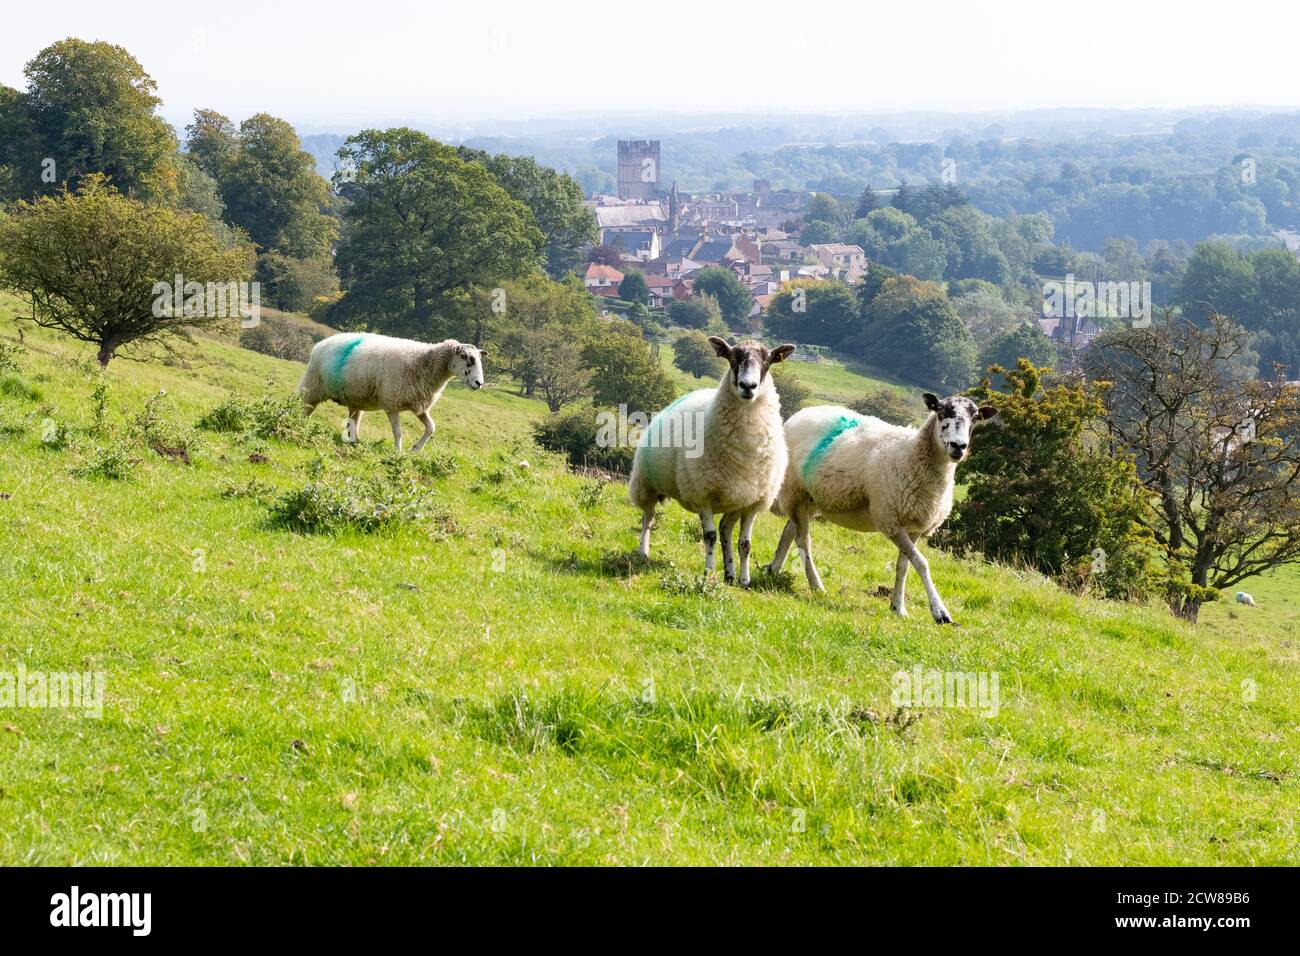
(298, 333, 485, 452)
(768, 392, 996, 623)
(628, 337, 795, 585)
(1236, 591, 1257, 607)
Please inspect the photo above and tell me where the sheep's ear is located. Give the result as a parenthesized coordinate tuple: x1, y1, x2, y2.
(477, 348, 489, 364)
(977, 405, 998, 420)
(923, 392, 941, 412)
(707, 336, 732, 359)
(768, 343, 796, 366)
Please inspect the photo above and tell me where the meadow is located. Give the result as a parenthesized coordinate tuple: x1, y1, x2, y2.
(0, 296, 1297, 865)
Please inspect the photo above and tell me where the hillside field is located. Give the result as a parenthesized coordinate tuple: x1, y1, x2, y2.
(1, 298, 1297, 865)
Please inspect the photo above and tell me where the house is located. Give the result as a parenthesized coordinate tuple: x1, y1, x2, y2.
(1038, 315, 1102, 360)
(644, 274, 680, 309)
(584, 263, 624, 291)
(810, 243, 866, 280)
(604, 228, 660, 261)
(762, 239, 804, 262)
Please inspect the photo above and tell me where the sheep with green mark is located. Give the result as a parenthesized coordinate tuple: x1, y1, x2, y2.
(769, 392, 996, 623)
(628, 337, 795, 585)
(298, 332, 486, 452)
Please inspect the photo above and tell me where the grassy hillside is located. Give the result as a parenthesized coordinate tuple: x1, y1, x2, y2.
(659, 338, 913, 404)
(1, 300, 1297, 865)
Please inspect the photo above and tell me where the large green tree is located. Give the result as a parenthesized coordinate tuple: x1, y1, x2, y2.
(860, 275, 976, 390)
(0, 176, 253, 365)
(691, 267, 753, 329)
(0, 39, 178, 202)
(764, 279, 860, 348)
(332, 129, 543, 336)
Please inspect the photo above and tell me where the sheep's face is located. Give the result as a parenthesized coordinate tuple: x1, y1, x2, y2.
(923, 393, 997, 462)
(452, 345, 486, 390)
(708, 337, 795, 402)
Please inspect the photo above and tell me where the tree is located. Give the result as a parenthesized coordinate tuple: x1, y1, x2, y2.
(184, 109, 239, 182)
(0, 176, 253, 365)
(861, 275, 976, 390)
(854, 184, 880, 219)
(1174, 241, 1256, 327)
(1086, 314, 1300, 621)
(799, 219, 840, 245)
(332, 129, 543, 336)
(215, 114, 335, 259)
(669, 292, 722, 330)
(673, 330, 726, 379)
(691, 267, 753, 329)
(3, 39, 178, 202)
(467, 152, 597, 278)
(943, 360, 1157, 600)
(582, 319, 676, 415)
(618, 269, 649, 305)
(764, 279, 860, 348)
(808, 192, 841, 225)
(979, 323, 1057, 376)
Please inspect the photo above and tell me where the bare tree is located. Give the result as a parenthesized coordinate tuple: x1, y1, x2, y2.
(1087, 313, 1300, 621)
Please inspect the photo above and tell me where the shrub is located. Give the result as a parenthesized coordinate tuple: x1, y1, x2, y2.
(672, 330, 725, 379)
(134, 390, 202, 464)
(0, 342, 25, 374)
(938, 360, 1158, 601)
(533, 402, 634, 474)
(72, 441, 139, 480)
(849, 389, 920, 426)
(771, 366, 811, 420)
(267, 478, 448, 535)
(197, 393, 326, 445)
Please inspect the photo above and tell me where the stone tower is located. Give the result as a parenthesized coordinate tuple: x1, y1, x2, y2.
(617, 139, 660, 200)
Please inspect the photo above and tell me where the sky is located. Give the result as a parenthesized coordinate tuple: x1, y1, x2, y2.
(2, 0, 1298, 131)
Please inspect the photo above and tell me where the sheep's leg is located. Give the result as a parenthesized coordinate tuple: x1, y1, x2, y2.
(890, 530, 951, 624)
(699, 509, 718, 576)
(891, 550, 910, 616)
(737, 510, 758, 587)
(768, 518, 797, 574)
(719, 512, 738, 584)
(795, 506, 824, 592)
(345, 409, 362, 443)
(411, 410, 436, 452)
(638, 508, 655, 558)
(387, 411, 403, 452)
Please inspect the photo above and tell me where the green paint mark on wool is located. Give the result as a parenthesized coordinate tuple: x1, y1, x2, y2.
(638, 392, 693, 487)
(326, 335, 366, 394)
(802, 414, 861, 481)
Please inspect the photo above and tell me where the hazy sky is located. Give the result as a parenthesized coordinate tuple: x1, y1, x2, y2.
(2, 0, 1297, 130)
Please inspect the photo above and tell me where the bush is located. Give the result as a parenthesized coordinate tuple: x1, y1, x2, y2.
(672, 330, 725, 379)
(533, 402, 634, 474)
(240, 317, 316, 362)
(134, 390, 202, 464)
(938, 360, 1158, 601)
(0, 342, 25, 374)
(771, 365, 811, 420)
(267, 478, 449, 535)
(197, 393, 327, 445)
(849, 389, 920, 426)
(72, 441, 139, 480)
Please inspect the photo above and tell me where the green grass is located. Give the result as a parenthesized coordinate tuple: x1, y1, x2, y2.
(1, 302, 1297, 865)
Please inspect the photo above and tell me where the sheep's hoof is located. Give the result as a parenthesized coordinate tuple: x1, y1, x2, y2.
(932, 609, 954, 625)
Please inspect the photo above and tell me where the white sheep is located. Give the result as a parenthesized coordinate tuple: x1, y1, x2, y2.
(1236, 591, 1257, 607)
(298, 333, 485, 452)
(628, 337, 795, 585)
(768, 392, 996, 623)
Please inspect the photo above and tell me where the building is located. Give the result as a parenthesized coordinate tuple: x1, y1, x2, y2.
(810, 243, 866, 280)
(584, 263, 624, 291)
(617, 139, 660, 201)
